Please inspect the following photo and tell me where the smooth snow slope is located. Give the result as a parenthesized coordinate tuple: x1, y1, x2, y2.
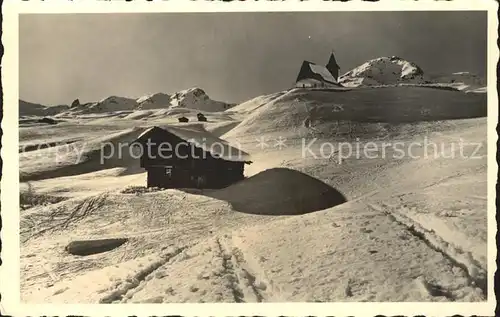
(223, 86, 486, 140)
(20, 127, 147, 181)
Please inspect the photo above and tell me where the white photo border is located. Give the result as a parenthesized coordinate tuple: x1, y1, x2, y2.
(1, 0, 497, 316)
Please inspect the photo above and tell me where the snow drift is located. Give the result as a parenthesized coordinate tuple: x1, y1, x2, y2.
(209, 167, 347, 215)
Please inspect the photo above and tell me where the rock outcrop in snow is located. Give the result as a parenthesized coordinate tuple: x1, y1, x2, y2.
(339, 56, 426, 87)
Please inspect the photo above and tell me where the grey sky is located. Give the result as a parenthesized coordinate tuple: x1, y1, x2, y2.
(20, 11, 487, 106)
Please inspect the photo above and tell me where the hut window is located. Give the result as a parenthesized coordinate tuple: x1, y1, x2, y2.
(165, 166, 172, 176)
(196, 175, 206, 187)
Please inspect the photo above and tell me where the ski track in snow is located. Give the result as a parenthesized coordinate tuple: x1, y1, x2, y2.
(99, 245, 189, 303)
(368, 202, 487, 299)
(220, 234, 286, 302)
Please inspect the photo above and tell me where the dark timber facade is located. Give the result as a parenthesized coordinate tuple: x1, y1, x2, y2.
(133, 126, 251, 189)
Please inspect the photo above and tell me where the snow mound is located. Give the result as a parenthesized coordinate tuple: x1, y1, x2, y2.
(135, 93, 171, 110)
(339, 56, 426, 87)
(170, 88, 232, 112)
(209, 167, 347, 215)
(19, 100, 69, 117)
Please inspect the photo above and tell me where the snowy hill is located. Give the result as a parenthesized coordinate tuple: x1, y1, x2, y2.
(223, 86, 487, 140)
(134, 88, 234, 112)
(339, 56, 426, 87)
(66, 96, 139, 115)
(169, 88, 233, 112)
(427, 72, 486, 92)
(338, 56, 486, 93)
(37, 88, 234, 117)
(135, 93, 171, 110)
(19, 100, 69, 117)
(226, 91, 287, 115)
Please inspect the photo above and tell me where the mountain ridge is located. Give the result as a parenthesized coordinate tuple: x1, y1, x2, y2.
(19, 56, 487, 118)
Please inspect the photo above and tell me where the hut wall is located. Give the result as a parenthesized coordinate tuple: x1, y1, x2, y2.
(146, 161, 245, 189)
(137, 129, 246, 189)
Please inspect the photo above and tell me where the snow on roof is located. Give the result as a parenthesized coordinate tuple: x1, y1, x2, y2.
(308, 63, 338, 84)
(135, 124, 252, 163)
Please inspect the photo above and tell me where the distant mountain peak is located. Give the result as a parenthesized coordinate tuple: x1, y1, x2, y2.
(338, 56, 485, 92)
(339, 56, 426, 87)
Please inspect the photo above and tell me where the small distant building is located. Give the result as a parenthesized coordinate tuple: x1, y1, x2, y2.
(197, 113, 207, 122)
(37, 117, 58, 125)
(178, 116, 189, 123)
(295, 52, 342, 88)
(132, 125, 252, 189)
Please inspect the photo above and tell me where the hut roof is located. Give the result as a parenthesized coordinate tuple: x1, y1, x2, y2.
(296, 61, 340, 85)
(135, 124, 252, 163)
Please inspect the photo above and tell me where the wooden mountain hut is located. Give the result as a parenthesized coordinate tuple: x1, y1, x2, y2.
(132, 125, 252, 189)
(197, 113, 207, 122)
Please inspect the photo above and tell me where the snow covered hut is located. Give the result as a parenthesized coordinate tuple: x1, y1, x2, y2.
(132, 125, 252, 189)
(295, 52, 342, 88)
